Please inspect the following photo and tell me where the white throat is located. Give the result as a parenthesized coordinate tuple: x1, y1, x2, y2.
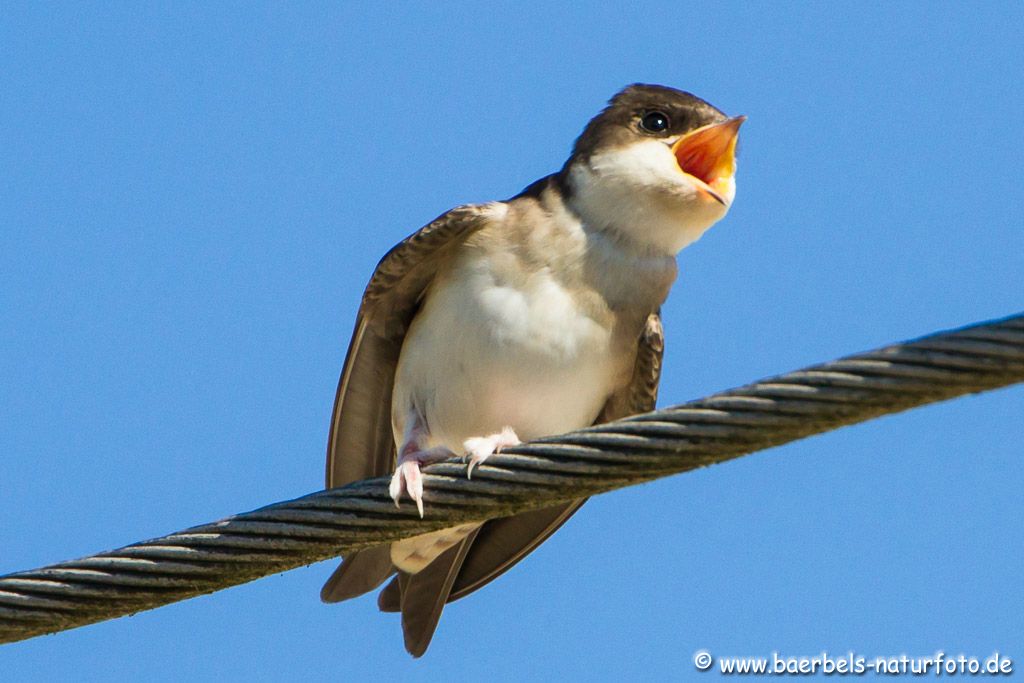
(565, 139, 732, 256)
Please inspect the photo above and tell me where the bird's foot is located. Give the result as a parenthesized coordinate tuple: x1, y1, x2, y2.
(463, 426, 520, 479)
(389, 446, 452, 518)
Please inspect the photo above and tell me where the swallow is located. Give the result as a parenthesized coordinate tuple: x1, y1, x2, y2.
(321, 84, 744, 656)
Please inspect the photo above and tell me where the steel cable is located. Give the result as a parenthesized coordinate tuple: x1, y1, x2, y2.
(1, 313, 1021, 644)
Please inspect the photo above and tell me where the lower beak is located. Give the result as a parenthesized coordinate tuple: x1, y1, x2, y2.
(672, 116, 745, 205)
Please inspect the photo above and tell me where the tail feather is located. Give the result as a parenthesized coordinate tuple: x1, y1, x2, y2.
(377, 575, 401, 612)
(398, 528, 480, 657)
(320, 545, 394, 603)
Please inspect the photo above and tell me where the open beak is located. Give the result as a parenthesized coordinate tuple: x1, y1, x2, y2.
(671, 116, 745, 205)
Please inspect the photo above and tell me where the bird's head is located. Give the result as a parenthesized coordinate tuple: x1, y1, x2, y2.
(562, 84, 744, 255)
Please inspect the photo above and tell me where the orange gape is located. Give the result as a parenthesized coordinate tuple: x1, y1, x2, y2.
(673, 116, 745, 198)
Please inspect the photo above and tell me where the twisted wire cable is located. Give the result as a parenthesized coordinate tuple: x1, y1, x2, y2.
(1, 313, 1022, 645)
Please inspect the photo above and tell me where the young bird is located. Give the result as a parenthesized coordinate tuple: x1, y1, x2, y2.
(321, 84, 744, 656)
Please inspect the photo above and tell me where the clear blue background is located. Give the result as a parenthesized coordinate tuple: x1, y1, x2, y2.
(2, 3, 1022, 680)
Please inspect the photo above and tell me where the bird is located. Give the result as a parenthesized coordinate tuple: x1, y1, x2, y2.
(320, 83, 744, 657)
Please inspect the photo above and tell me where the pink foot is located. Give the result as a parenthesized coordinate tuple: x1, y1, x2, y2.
(463, 426, 520, 479)
(389, 446, 450, 517)
(390, 410, 451, 517)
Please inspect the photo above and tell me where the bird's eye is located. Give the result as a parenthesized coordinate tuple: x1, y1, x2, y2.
(640, 111, 670, 133)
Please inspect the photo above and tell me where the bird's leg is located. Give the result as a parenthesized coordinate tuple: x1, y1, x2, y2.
(389, 412, 452, 518)
(464, 426, 521, 479)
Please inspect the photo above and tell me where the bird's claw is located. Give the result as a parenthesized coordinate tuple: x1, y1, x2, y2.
(464, 426, 520, 479)
(390, 446, 451, 518)
(389, 460, 425, 517)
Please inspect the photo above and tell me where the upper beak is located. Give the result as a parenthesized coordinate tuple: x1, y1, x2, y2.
(671, 116, 745, 205)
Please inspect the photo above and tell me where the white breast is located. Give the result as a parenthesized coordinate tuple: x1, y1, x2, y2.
(391, 244, 622, 451)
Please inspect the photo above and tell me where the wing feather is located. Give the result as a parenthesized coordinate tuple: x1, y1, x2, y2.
(320, 205, 496, 602)
(324, 204, 498, 489)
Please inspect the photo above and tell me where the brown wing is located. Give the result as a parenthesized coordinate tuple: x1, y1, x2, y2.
(595, 312, 665, 424)
(320, 204, 496, 603)
(324, 203, 497, 490)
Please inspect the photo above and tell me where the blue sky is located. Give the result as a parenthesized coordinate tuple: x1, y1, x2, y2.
(2, 3, 1022, 680)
